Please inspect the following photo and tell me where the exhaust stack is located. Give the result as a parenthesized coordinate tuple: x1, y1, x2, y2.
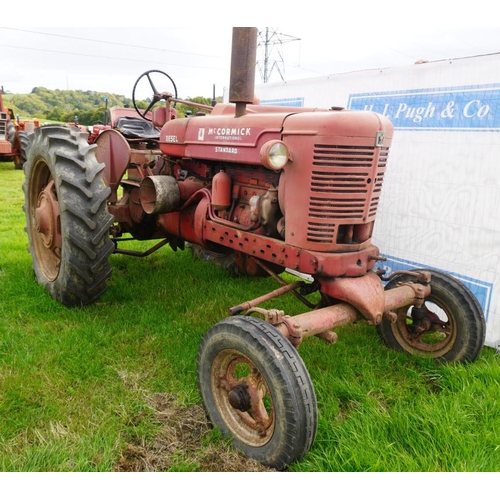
(229, 27, 258, 117)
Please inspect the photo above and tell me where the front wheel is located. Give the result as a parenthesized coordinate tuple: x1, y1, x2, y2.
(23, 125, 115, 306)
(197, 316, 317, 470)
(377, 269, 485, 362)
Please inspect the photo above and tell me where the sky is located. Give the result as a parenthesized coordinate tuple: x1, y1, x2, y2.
(1, 3, 499, 101)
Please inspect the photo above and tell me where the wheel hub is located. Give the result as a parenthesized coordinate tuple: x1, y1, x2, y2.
(228, 384, 252, 412)
(398, 302, 452, 353)
(211, 350, 275, 446)
(34, 180, 60, 250)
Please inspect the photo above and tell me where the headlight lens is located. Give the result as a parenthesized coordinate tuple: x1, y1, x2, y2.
(260, 140, 289, 171)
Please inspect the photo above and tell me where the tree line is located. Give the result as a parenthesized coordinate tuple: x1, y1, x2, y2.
(2, 87, 216, 125)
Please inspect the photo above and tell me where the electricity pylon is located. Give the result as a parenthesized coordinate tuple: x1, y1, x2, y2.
(257, 28, 301, 83)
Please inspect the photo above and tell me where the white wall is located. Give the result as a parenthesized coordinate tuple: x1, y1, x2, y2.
(256, 54, 500, 349)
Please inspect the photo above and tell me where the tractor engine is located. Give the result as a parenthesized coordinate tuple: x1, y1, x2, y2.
(160, 105, 390, 269)
(102, 27, 392, 295)
(104, 102, 392, 290)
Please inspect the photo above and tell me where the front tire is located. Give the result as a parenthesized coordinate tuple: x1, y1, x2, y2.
(377, 269, 485, 362)
(23, 125, 115, 306)
(197, 316, 317, 470)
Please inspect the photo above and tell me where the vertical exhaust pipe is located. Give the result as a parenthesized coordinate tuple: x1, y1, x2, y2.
(229, 27, 258, 117)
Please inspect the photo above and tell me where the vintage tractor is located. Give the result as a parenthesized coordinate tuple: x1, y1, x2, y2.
(22, 28, 485, 470)
(0, 86, 17, 163)
(0, 86, 39, 169)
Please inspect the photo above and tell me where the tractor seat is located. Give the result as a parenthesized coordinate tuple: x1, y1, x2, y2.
(115, 116, 160, 139)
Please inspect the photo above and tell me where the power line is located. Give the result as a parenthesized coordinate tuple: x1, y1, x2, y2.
(0, 43, 227, 71)
(0, 27, 227, 60)
(257, 28, 300, 83)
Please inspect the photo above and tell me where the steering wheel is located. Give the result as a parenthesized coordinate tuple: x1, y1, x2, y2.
(132, 69, 178, 121)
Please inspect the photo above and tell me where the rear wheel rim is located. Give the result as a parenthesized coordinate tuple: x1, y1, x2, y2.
(29, 160, 62, 281)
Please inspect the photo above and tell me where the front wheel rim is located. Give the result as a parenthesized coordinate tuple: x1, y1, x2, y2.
(393, 299, 457, 357)
(211, 349, 275, 447)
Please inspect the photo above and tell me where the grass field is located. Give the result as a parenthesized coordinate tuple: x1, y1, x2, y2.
(1, 160, 499, 472)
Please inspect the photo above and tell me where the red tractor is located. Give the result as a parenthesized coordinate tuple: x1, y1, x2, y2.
(0, 86, 39, 169)
(22, 28, 485, 469)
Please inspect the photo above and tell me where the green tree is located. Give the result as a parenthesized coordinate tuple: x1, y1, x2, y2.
(3, 88, 220, 122)
(176, 96, 217, 118)
(46, 106, 65, 122)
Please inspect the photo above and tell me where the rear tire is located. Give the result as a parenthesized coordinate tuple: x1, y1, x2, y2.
(23, 125, 115, 306)
(197, 316, 317, 470)
(377, 269, 485, 362)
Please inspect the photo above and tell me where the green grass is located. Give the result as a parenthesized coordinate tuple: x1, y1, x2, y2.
(1, 160, 499, 472)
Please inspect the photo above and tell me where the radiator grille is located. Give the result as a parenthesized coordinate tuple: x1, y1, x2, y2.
(307, 144, 389, 243)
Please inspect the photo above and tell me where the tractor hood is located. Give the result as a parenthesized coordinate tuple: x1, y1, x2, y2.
(159, 106, 393, 165)
(159, 110, 292, 163)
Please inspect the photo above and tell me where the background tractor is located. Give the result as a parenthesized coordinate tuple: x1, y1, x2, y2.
(0, 86, 39, 169)
(22, 28, 486, 470)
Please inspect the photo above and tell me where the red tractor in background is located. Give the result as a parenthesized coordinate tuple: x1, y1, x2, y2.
(22, 28, 486, 469)
(86, 105, 163, 144)
(0, 86, 39, 169)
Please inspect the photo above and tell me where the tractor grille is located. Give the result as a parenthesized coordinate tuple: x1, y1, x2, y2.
(307, 144, 389, 243)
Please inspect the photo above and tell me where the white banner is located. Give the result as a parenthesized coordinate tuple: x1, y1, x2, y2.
(256, 54, 500, 348)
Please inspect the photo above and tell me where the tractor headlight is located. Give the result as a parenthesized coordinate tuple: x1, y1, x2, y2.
(260, 140, 290, 171)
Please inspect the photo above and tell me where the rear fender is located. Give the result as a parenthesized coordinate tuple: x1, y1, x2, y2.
(95, 129, 131, 199)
